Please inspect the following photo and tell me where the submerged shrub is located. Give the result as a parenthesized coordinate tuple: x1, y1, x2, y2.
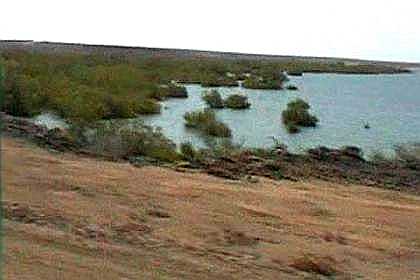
(286, 84, 298, 90)
(133, 99, 161, 115)
(184, 109, 232, 138)
(282, 98, 318, 133)
(225, 94, 251, 109)
(202, 90, 224, 108)
(167, 84, 188, 98)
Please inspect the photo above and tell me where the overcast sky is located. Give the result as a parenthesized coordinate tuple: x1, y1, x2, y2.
(2, 0, 419, 62)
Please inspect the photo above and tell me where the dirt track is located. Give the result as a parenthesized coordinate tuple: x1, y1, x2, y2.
(2, 136, 420, 279)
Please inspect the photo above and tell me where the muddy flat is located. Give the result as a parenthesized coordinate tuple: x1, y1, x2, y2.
(2, 136, 420, 279)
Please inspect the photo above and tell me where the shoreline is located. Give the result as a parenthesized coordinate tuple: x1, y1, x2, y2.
(3, 112, 418, 194)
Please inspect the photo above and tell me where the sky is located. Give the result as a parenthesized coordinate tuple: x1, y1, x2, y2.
(2, 0, 419, 62)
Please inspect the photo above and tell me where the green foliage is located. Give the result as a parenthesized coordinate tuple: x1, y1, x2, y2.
(180, 141, 204, 163)
(243, 71, 287, 90)
(180, 142, 196, 160)
(200, 73, 238, 87)
(200, 138, 244, 159)
(225, 94, 251, 109)
(0, 51, 161, 121)
(282, 98, 318, 133)
(202, 90, 224, 109)
(202, 91, 250, 110)
(87, 121, 180, 162)
(184, 109, 232, 138)
(1, 50, 396, 124)
(167, 84, 188, 98)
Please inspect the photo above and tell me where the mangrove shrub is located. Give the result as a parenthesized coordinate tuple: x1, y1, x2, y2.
(225, 94, 251, 109)
(202, 90, 224, 109)
(282, 98, 318, 133)
(184, 109, 232, 137)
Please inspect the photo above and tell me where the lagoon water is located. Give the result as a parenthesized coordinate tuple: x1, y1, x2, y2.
(140, 71, 420, 156)
(32, 71, 420, 156)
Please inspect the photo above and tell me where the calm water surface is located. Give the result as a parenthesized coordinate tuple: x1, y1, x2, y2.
(140, 72, 420, 156)
(32, 72, 420, 156)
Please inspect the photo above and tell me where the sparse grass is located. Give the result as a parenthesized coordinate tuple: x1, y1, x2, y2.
(202, 90, 225, 109)
(184, 109, 232, 138)
(310, 205, 335, 219)
(282, 98, 318, 133)
(225, 94, 251, 109)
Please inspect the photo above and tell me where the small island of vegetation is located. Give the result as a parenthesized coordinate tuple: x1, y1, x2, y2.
(242, 67, 289, 90)
(184, 109, 232, 137)
(202, 90, 225, 109)
(202, 90, 251, 110)
(224, 94, 251, 109)
(282, 99, 319, 133)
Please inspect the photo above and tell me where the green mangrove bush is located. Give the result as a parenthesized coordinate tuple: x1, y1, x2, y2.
(86, 121, 180, 162)
(202, 90, 224, 109)
(200, 72, 238, 87)
(1, 51, 162, 121)
(243, 71, 288, 90)
(225, 94, 251, 109)
(167, 84, 188, 98)
(282, 98, 318, 133)
(184, 109, 232, 137)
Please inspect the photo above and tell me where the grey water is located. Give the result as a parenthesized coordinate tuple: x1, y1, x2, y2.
(139, 72, 420, 156)
(32, 71, 420, 157)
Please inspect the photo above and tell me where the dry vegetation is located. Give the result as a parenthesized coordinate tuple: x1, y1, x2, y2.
(3, 136, 420, 279)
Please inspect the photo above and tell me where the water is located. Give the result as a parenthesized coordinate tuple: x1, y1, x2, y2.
(140, 72, 420, 156)
(32, 112, 69, 129)
(32, 72, 420, 156)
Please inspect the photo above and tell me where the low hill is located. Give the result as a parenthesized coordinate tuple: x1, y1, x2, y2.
(1, 40, 419, 69)
(3, 136, 420, 279)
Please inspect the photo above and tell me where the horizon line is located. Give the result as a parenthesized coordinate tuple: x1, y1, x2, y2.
(1, 39, 419, 65)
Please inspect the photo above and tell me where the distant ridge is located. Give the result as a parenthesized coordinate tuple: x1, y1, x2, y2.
(1, 40, 419, 67)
